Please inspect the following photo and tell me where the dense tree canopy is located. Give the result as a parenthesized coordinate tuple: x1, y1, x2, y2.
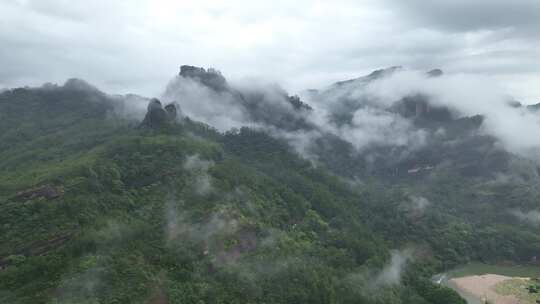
(1, 84, 538, 303)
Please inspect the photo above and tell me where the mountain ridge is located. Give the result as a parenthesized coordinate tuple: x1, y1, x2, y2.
(0, 65, 538, 304)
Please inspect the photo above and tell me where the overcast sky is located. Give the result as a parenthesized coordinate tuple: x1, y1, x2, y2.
(1, 0, 539, 103)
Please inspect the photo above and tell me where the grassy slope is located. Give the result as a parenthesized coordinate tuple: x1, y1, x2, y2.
(495, 279, 540, 304)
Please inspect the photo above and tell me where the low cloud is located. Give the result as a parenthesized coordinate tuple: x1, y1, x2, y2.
(410, 196, 431, 212)
(159, 67, 540, 166)
(510, 209, 540, 226)
(359, 70, 540, 160)
(162, 76, 252, 131)
(165, 201, 240, 252)
(337, 107, 427, 150)
(161, 71, 312, 133)
(53, 256, 104, 303)
(164, 201, 264, 268)
(109, 94, 151, 121)
(52, 221, 136, 303)
(183, 154, 215, 196)
(344, 248, 414, 293)
(184, 154, 214, 172)
(373, 249, 413, 286)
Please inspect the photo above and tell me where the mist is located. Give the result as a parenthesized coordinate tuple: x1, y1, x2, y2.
(360, 70, 540, 160)
(373, 249, 413, 286)
(510, 209, 540, 226)
(165, 202, 239, 248)
(410, 196, 430, 211)
(183, 154, 215, 196)
(162, 75, 252, 131)
(151, 65, 540, 168)
(3, 1, 540, 303)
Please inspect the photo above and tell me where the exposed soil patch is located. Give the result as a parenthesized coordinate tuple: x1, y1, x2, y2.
(450, 274, 520, 304)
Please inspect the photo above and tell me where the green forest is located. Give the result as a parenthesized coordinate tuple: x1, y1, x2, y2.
(0, 81, 539, 304)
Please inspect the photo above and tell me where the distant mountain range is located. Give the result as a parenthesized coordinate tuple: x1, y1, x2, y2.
(165, 65, 539, 180)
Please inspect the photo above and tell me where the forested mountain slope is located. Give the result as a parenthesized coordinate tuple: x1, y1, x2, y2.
(0, 68, 538, 303)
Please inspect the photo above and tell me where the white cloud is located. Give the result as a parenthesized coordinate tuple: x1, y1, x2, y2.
(510, 210, 540, 226)
(338, 107, 427, 150)
(162, 76, 251, 130)
(183, 154, 215, 195)
(374, 249, 413, 286)
(361, 70, 540, 159)
(0, 0, 538, 103)
(410, 196, 430, 212)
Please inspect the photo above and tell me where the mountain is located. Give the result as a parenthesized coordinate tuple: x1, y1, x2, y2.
(163, 65, 314, 131)
(303, 69, 537, 181)
(0, 67, 539, 304)
(528, 103, 540, 112)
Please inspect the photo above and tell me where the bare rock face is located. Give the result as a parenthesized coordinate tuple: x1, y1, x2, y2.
(63, 78, 101, 92)
(179, 65, 227, 91)
(142, 98, 167, 128)
(164, 103, 177, 121)
(141, 98, 178, 128)
(14, 185, 63, 201)
(147, 98, 163, 111)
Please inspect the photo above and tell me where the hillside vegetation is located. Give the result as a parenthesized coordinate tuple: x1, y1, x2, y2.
(0, 73, 539, 303)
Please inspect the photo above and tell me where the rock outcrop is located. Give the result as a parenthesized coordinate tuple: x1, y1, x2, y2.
(164, 103, 178, 121)
(141, 98, 178, 128)
(13, 185, 63, 201)
(179, 65, 228, 91)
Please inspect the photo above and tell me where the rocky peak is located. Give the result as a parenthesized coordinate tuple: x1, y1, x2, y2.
(427, 69, 443, 77)
(141, 98, 178, 128)
(164, 103, 178, 121)
(366, 66, 403, 79)
(333, 66, 402, 87)
(179, 65, 227, 91)
(63, 78, 101, 93)
(147, 98, 163, 111)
